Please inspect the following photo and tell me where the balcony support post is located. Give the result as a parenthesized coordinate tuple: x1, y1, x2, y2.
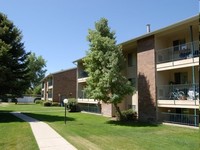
(190, 25, 197, 127)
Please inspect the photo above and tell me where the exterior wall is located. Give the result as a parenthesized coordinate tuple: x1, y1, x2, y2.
(101, 103, 114, 117)
(137, 35, 157, 122)
(123, 48, 138, 113)
(53, 68, 77, 102)
(75, 16, 199, 125)
(157, 66, 199, 85)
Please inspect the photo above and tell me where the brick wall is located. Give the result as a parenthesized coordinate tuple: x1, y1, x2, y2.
(137, 35, 157, 123)
(101, 103, 114, 117)
(53, 68, 77, 102)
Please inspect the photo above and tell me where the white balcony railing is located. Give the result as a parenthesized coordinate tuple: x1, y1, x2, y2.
(157, 84, 199, 108)
(156, 41, 199, 64)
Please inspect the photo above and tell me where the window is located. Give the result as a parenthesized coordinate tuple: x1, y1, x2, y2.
(173, 39, 186, 51)
(174, 72, 188, 84)
(128, 53, 134, 67)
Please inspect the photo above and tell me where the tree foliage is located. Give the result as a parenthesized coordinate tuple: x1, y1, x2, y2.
(27, 52, 46, 89)
(84, 18, 134, 117)
(0, 12, 30, 97)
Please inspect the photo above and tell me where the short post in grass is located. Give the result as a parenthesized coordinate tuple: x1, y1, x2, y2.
(63, 99, 68, 124)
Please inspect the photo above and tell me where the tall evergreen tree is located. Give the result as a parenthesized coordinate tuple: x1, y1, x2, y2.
(84, 18, 134, 118)
(0, 12, 30, 98)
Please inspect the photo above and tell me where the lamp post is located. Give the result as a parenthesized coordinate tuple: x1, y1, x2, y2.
(63, 99, 68, 124)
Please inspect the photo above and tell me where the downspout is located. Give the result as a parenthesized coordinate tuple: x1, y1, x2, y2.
(189, 25, 197, 126)
(73, 61, 79, 100)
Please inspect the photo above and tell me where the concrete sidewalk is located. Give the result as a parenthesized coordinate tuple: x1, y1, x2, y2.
(11, 112, 77, 150)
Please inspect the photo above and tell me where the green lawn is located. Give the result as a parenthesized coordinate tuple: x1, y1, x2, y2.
(0, 112, 39, 150)
(0, 103, 199, 150)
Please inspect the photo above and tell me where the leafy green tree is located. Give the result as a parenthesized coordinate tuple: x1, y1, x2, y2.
(0, 12, 30, 98)
(84, 18, 134, 118)
(27, 52, 46, 89)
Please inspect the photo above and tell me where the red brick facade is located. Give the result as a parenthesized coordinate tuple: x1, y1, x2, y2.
(137, 35, 157, 122)
(42, 68, 77, 103)
(53, 68, 77, 102)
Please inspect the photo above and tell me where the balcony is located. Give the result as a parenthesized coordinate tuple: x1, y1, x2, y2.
(78, 90, 97, 104)
(48, 93, 52, 99)
(156, 41, 199, 71)
(159, 112, 199, 127)
(77, 98, 98, 104)
(78, 71, 88, 83)
(157, 84, 199, 108)
(78, 71, 88, 78)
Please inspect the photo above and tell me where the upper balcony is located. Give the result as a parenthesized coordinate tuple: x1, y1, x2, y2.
(157, 83, 199, 109)
(78, 71, 88, 83)
(77, 90, 97, 104)
(156, 41, 199, 71)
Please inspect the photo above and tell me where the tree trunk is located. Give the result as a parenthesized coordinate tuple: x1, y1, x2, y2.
(113, 103, 123, 120)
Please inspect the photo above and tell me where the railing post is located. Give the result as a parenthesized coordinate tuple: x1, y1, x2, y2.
(194, 109, 197, 127)
(172, 47, 174, 66)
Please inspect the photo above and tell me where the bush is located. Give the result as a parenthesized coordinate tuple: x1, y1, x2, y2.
(43, 101, 52, 107)
(11, 98, 18, 104)
(52, 102, 59, 106)
(35, 100, 42, 104)
(0, 97, 8, 102)
(66, 98, 79, 112)
(117, 109, 137, 121)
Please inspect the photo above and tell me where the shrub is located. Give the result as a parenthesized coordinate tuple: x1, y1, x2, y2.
(11, 98, 18, 104)
(35, 100, 42, 104)
(43, 101, 52, 107)
(52, 102, 59, 106)
(117, 109, 137, 121)
(0, 97, 8, 102)
(66, 98, 79, 112)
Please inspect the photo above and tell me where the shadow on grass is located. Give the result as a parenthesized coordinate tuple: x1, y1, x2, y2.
(0, 112, 24, 123)
(0, 110, 76, 123)
(106, 120, 159, 127)
(24, 112, 76, 123)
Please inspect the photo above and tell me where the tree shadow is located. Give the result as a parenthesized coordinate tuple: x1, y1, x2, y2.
(0, 111, 25, 123)
(23, 112, 76, 122)
(138, 73, 157, 123)
(0, 110, 76, 123)
(106, 120, 159, 127)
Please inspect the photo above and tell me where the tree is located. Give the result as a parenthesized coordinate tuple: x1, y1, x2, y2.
(27, 52, 46, 89)
(0, 12, 31, 98)
(83, 18, 134, 119)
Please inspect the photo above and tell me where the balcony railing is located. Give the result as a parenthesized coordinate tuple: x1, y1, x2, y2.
(156, 41, 199, 64)
(160, 112, 199, 127)
(78, 90, 89, 99)
(48, 80, 53, 86)
(48, 93, 52, 98)
(79, 104, 101, 113)
(78, 71, 88, 78)
(157, 84, 199, 101)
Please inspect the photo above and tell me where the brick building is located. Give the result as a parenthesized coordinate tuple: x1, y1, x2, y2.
(41, 68, 77, 103)
(74, 15, 199, 126)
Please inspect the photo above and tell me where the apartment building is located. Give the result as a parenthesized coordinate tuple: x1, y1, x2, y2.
(75, 15, 199, 126)
(41, 68, 77, 103)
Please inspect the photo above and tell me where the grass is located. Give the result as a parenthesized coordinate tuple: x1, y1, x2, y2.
(0, 103, 199, 150)
(0, 112, 39, 150)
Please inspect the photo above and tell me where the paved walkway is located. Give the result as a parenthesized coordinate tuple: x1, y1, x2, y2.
(11, 112, 77, 150)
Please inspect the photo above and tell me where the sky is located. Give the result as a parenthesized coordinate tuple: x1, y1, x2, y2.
(0, 0, 199, 75)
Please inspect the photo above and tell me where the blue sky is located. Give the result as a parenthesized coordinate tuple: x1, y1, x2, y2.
(0, 0, 199, 75)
